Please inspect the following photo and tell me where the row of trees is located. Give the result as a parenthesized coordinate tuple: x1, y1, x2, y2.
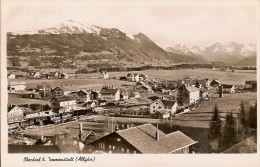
(208, 102, 257, 152)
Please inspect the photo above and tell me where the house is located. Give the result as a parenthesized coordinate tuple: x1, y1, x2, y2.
(59, 73, 69, 79)
(8, 105, 24, 130)
(46, 72, 59, 79)
(76, 90, 93, 102)
(245, 80, 257, 90)
(139, 74, 148, 81)
(100, 86, 120, 102)
(222, 84, 235, 93)
(51, 96, 77, 112)
(11, 71, 28, 78)
(52, 87, 65, 97)
(150, 99, 179, 116)
(177, 84, 200, 105)
(126, 73, 140, 82)
(31, 71, 41, 79)
(136, 82, 153, 93)
(7, 73, 15, 79)
(210, 80, 221, 87)
(200, 88, 209, 99)
(156, 110, 171, 119)
(52, 85, 98, 97)
(83, 101, 97, 110)
(8, 81, 26, 91)
(120, 91, 129, 100)
(99, 71, 109, 79)
(169, 89, 179, 99)
(190, 79, 211, 89)
(87, 123, 197, 154)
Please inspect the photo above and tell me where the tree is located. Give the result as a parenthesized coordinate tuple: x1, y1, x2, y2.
(195, 81, 200, 88)
(208, 105, 222, 139)
(222, 112, 237, 147)
(177, 85, 189, 105)
(42, 104, 51, 111)
(239, 101, 247, 128)
(39, 82, 50, 98)
(248, 102, 257, 129)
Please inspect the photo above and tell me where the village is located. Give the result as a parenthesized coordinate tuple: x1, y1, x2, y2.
(7, 69, 257, 154)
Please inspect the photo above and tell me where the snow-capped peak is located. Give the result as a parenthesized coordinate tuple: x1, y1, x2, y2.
(171, 43, 192, 54)
(10, 20, 102, 35)
(190, 46, 206, 55)
(155, 42, 170, 51)
(56, 20, 102, 34)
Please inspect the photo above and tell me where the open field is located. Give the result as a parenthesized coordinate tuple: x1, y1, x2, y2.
(172, 92, 256, 128)
(9, 69, 256, 87)
(105, 69, 256, 84)
(8, 94, 51, 105)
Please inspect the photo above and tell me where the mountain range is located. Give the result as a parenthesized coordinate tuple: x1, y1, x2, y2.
(7, 20, 256, 69)
(158, 42, 256, 65)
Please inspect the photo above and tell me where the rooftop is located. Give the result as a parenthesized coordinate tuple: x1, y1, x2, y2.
(52, 96, 76, 102)
(100, 86, 118, 94)
(181, 85, 200, 92)
(222, 84, 234, 88)
(245, 80, 257, 85)
(159, 99, 178, 107)
(115, 124, 197, 153)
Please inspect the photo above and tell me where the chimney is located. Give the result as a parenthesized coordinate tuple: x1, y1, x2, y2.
(156, 124, 159, 141)
(79, 123, 83, 141)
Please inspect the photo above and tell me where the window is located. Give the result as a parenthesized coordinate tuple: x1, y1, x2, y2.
(112, 146, 115, 150)
(133, 151, 137, 154)
(117, 138, 121, 142)
(121, 148, 124, 152)
(126, 149, 129, 153)
(118, 147, 121, 151)
(183, 147, 189, 153)
(109, 145, 111, 149)
(99, 143, 105, 149)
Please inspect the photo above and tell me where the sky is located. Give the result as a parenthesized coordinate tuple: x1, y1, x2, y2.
(2, 0, 258, 47)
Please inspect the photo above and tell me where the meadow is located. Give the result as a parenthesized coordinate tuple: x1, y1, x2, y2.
(11, 69, 256, 88)
(108, 69, 256, 85)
